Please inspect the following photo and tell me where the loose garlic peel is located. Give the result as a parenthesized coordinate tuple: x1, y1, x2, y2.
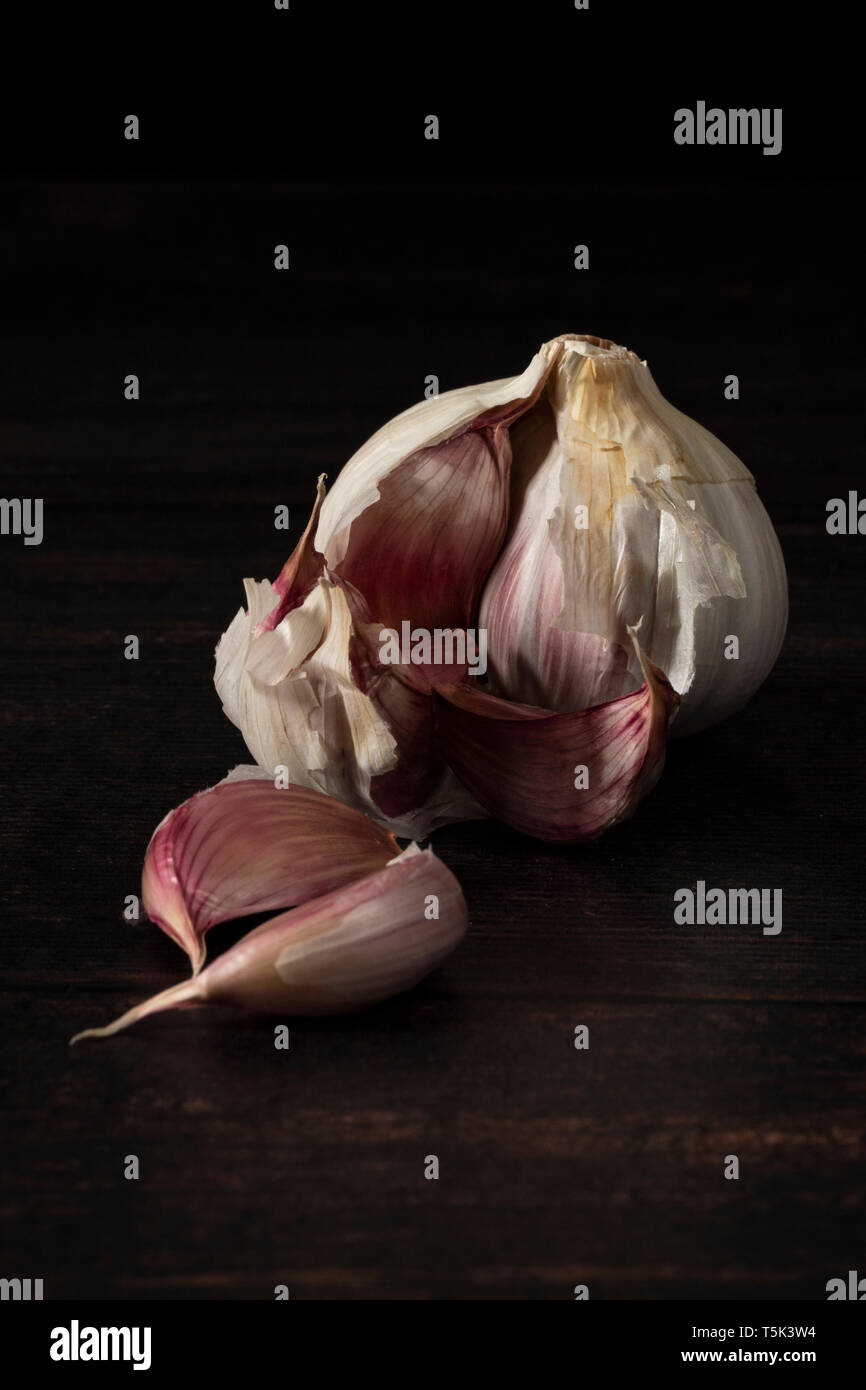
(215, 334, 786, 841)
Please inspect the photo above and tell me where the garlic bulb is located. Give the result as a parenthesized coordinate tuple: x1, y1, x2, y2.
(215, 334, 787, 840)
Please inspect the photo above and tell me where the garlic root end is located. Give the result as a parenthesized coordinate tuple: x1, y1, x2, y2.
(69, 978, 202, 1045)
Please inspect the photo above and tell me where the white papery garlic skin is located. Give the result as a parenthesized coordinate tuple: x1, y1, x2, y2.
(479, 336, 788, 736)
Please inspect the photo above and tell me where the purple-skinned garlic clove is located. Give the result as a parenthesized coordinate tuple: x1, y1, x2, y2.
(433, 631, 679, 842)
(141, 777, 400, 973)
(71, 845, 468, 1041)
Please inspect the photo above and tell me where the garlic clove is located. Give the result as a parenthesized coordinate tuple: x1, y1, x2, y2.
(314, 348, 557, 566)
(207, 842, 467, 1014)
(71, 845, 468, 1041)
(141, 776, 399, 973)
(479, 388, 641, 712)
(480, 335, 787, 735)
(327, 425, 513, 634)
(432, 632, 679, 842)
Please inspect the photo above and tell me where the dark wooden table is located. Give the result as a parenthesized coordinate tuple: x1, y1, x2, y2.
(1, 179, 863, 1299)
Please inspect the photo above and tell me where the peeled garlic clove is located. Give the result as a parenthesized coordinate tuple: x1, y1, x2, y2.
(142, 777, 399, 972)
(71, 845, 467, 1041)
(480, 334, 787, 736)
(433, 634, 679, 842)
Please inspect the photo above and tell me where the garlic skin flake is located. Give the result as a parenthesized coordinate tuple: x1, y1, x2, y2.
(216, 573, 401, 817)
(70, 845, 468, 1041)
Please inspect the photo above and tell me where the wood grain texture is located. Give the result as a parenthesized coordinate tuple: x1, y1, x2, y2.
(0, 180, 863, 1299)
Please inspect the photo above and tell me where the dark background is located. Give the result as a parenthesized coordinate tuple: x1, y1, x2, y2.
(1, 10, 864, 1300)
